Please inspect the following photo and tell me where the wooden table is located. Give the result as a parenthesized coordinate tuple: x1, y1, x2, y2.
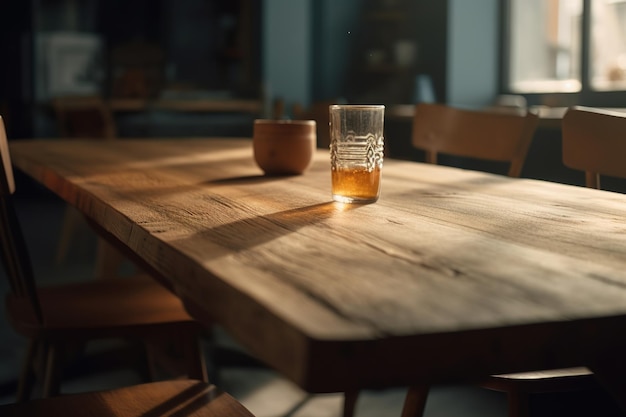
(9, 138, 626, 408)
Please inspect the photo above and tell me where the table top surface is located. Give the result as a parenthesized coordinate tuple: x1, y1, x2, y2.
(9, 138, 626, 393)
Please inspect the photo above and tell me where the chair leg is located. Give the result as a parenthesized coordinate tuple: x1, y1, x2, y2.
(401, 385, 430, 417)
(16, 339, 39, 402)
(343, 390, 359, 417)
(43, 343, 63, 398)
(184, 332, 208, 382)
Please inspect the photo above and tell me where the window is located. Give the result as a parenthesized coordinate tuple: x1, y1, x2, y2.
(505, 0, 626, 95)
(590, 0, 626, 90)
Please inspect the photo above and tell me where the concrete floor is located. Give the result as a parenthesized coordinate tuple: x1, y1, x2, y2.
(0, 178, 622, 417)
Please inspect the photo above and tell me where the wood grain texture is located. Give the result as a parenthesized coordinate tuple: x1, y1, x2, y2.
(10, 138, 626, 394)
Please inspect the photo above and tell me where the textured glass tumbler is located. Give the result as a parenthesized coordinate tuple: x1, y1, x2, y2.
(329, 105, 385, 203)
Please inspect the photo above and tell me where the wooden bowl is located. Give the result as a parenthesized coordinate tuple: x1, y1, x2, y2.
(253, 120, 317, 175)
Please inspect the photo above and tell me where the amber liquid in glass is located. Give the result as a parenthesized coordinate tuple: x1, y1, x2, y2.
(332, 166, 381, 203)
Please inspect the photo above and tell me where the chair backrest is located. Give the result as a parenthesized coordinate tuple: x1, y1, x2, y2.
(0, 116, 43, 325)
(51, 95, 117, 139)
(412, 103, 539, 177)
(562, 106, 626, 189)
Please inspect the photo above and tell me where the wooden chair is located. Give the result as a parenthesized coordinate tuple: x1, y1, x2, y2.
(562, 106, 626, 189)
(51, 95, 125, 278)
(0, 115, 207, 401)
(0, 379, 255, 417)
(411, 102, 539, 177)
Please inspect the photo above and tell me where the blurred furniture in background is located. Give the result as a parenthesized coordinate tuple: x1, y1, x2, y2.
(346, 0, 420, 104)
(107, 94, 264, 138)
(412, 102, 539, 177)
(51, 95, 116, 139)
(109, 40, 165, 99)
(51, 95, 125, 279)
(293, 99, 345, 149)
(493, 94, 527, 110)
(485, 94, 528, 115)
(0, 380, 254, 417)
(108, 97, 263, 115)
(0, 116, 207, 401)
(383, 104, 421, 161)
(531, 105, 626, 131)
(562, 106, 626, 189)
(529, 106, 573, 130)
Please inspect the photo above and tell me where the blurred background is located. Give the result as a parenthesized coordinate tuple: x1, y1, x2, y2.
(1, 0, 622, 141)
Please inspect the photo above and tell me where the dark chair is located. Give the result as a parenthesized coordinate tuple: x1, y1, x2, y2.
(0, 115, 207, 401)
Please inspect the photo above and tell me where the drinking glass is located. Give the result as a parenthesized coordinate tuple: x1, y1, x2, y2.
(329, 105, 385, 203)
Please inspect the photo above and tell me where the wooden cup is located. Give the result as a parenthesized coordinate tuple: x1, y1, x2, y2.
(253, 120, 317, 175)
